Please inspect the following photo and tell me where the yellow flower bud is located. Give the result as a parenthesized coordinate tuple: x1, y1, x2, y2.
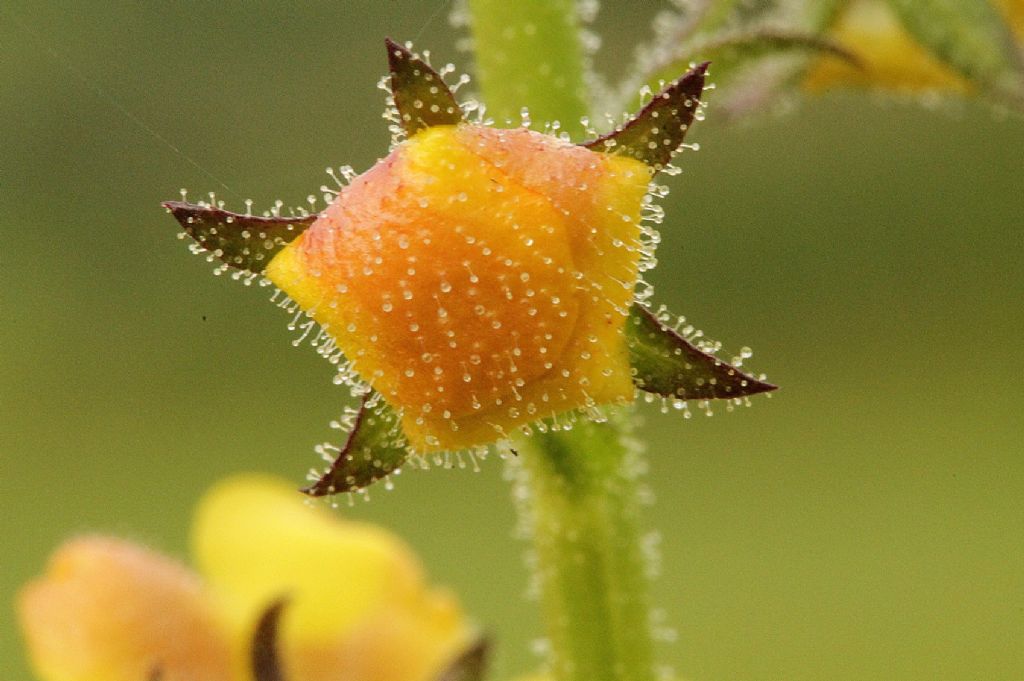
(164, 45, 760, 495)
(267, 125, 651, 451)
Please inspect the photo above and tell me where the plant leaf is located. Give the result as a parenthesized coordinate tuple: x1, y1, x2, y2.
(582, 62, 708, 172)
(626, 305, 777, 400)
(251, 598, 288, 681)
(302, 392, 410, 497)
(435, 637, 491, 681)
(163, 201, 315, 274)
(888, 0, 1023, 94)
(386, 37, 463, 136)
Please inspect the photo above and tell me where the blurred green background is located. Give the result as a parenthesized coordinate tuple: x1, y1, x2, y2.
(2, 2, 1022, 680)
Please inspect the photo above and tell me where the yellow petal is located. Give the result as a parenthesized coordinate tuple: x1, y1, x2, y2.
(993, 0, 1024, 42)
(17, 536, 232, 681)
(804, 0, 972, 94)
(191, 474, 473, 681)
(266, 125, 650, 450)
(287, 588, 469, 681)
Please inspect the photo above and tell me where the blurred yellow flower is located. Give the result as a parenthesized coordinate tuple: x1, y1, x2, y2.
(18, 474, 474, 681)
(804, 0, 972, 94)
(994, 0, 1024, 41)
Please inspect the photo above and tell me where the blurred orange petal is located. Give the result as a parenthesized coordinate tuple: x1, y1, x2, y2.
(17, 536, 232, 681)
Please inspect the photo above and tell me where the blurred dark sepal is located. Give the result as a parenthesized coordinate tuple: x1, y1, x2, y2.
(627, 305, 777, 400)
(435, 636, 492, 681)
(386, 37, 464, 137)
(162, 201, 316, 274)
(583, 62, 708, 172)
(302, 392, 411, 497)
(251, 597, 288, 681)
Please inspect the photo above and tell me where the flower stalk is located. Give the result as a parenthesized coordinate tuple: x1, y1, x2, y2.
(467, 0, 589, 137)
(511, 414, 657, 681)
(468, 3, 659, 680)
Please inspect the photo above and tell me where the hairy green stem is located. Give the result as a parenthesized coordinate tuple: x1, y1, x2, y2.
(468, 4, 659, 679)
(467, 0, 589, 137)
(511, 415, 656, 681)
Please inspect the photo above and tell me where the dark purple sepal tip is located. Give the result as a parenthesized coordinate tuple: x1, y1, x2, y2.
(385, 37, 463, 137)
(582, 62, 709, 172)
(162, 200, 316, 274)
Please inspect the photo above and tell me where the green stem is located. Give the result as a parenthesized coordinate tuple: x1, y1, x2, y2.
(467, 0, 589, 137)
(511, 414, 656, 681)
(467, 5, 659, 679)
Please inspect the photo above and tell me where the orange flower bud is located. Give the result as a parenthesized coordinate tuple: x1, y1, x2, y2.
(267, 125, 651, 451)
(165, 43, 771, 495)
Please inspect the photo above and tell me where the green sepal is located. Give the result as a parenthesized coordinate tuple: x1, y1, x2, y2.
(163, 201, 315, 274)
(435, 637, 491, 681)
(582, 62, 708, 172)
(627, 305, 777, 400)
(302, 392, 411, 497)
(385, 37, 464, 136)
(887, 0, 1023, 96)
(250, 598, 287, 681)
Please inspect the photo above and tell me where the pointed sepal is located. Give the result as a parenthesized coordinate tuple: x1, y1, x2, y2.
(386, 37, 463, 137)
(627, 305, 777, 400)
(583, 62, 708, 172)
(163, 201, 315, 274)
(435, 637, 491, 681)
(251, 598, 287, 681)
(302, 392, 411, 497)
